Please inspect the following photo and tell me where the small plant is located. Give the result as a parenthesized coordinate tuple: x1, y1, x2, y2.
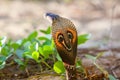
(0, 27, 55, 70)
(0, 36, 13, 69)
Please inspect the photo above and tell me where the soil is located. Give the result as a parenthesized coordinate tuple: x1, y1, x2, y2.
(0, 48, 120, 80)
(0, 0, 120, 80)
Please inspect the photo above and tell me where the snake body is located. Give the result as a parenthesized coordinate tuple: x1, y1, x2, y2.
(46, 13, 77, 80)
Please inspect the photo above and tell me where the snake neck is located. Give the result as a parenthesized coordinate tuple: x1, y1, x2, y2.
(64, 63, 77, 80)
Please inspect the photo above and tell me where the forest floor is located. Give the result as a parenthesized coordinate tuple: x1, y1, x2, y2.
(0, 0, 120, 79)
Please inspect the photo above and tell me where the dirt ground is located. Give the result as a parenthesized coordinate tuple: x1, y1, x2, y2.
(0, 0, 120, 79)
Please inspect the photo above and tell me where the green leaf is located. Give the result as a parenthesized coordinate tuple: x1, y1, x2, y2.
(85, 54, 96, 61)
(0, 56, 6, 64)
(78, 34, 91, 45)
(23, 41, 31, 49)
(40, 34, 52, 46)
(40, 45, 54, 58)
(43, 45, 53, 54)
(21, 39, 27, 45)
(32, 51, 39, 62)
(38, 36, 50, 41)
(40, 27, 51, 34)
(76, 60, 82, 68)
(28, 31, 38, 41)
(0, 42, 1, 46)
(29, 42, 39, 52)
(96, 52, 104, 59)
(1, 47, 9, 56)
(7, 39, 12, 46)
(0, 61, 5, 69)
(0, 56, 6, 69)
(14, 59, 25, 66)
(35, 43, 39, 51)
(53, 61, 65, 74)
(16, 49, 24, 59)
(38, 47, 49, 59)
(51, 40, 55, 48)
(109, 74, 116, 80)
(11, 43, 20, 51)
(23, 52, 32, 59)
(42, 40, 51, 46)
(56, 53, 62, 61)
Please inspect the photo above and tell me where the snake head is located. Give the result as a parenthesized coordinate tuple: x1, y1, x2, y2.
(46, 13, 59, 21)
(47, 13, 78, 65)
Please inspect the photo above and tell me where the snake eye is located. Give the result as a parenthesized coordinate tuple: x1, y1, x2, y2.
(58, 34, 64, 43)
(67, 32, 73, 39)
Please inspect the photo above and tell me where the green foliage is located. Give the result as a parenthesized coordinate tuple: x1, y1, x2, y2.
(0, 37, 13, 69)
(0, 56, 6, 69)
(109, 74, 116, 80)
(32, 51, 39, 62)
(53, 61, 65, 74)
(40, 26, 51, 34)
(0, 27, 54, 70)
(14, 59, 26, 69)
(78, 34, 91, 45)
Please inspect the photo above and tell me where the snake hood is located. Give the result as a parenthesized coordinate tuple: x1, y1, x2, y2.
(46, 13, 78, 65)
